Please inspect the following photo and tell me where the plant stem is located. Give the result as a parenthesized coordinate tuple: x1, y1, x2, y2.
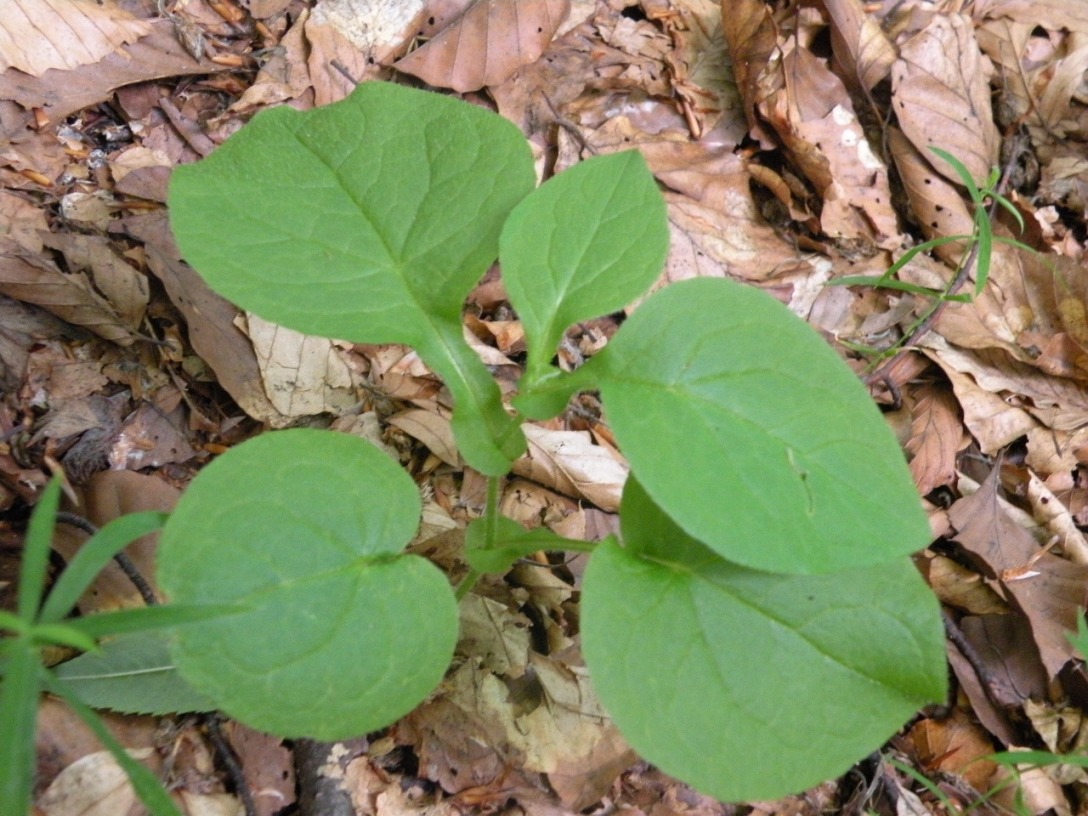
(453, 476, 502, 602)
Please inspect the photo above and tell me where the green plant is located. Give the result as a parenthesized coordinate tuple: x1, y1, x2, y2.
(161, 81, 947, 802)
(0, 479, 238, 816)
(831, 147, 1033, 369)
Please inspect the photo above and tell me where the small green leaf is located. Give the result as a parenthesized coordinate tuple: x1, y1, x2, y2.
(39, 512, 167, 624)
(0, 643, 42, 816)
(587, 277, 929, 573)
(158, 429, 458, 739)
(169, 82, 536, 474)
(55, 631, 216, 715)
(581, 478, 946, 803)
(19, 477, 61, 620)
(502, 151, 668, 381)
(464, 515, 596, 574)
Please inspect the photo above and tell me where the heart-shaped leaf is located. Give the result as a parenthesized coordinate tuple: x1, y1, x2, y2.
(582, 478, 946, 803)
(586, 277, 929, 573)
(501, 150, 668, 381)
(168, 82, 536, 474)
(158, 429, 458, 739)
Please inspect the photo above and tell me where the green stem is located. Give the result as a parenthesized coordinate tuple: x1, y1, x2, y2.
(454, 476, 502, 602)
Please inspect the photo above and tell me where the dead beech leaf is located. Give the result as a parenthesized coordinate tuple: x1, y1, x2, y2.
(891, 13, 1000, 188)
(822, 0, 896, 91)
(40, 234, 149, 331)
(0, 0, 151, 76)
(950, 466, 1088, 678)
(388, 408, 460, 467)
(394, 0, 571, 93)
(0, 249, 141, 345)
(719, 0, 780, 142)
(905, 382, 964, 495)
(513, 424, 627, 512)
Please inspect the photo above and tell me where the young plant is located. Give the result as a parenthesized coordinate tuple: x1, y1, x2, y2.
(0, 479, 237, 816)
(163, 81, 947, 802)
(831, 147, 1034, 367)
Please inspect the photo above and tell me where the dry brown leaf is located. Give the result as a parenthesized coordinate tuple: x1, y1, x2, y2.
(908, 709, 999, 792)
(242, 314, 357, 421)
(394, 0, 571, 93)
(891, 13, 1000, 188)
(40, 234, 149, 331)
(950, 465, 1088, 678)
(823, 0, 896, 91)
(0, 249, 141, 345)
(720, 0, 780, 143)
(0, 0, 151, 76)
(387, 408, 460, 468)
(123, 212, 288, 427)
(887, 126, 975, 263)
(764, 44, 901, 248)
(978, 0, 1088, 36)
(905, 382, 965, 495)
(922, 553, 1009, 615)
(513, 424, 627, 511)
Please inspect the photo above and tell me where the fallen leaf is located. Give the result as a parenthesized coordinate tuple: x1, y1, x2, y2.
(513, 424, 627, 512)
(394, 0, 571, 92)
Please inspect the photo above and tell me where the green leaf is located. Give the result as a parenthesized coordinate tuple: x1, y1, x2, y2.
(61, 604, 244, 640)
(19, 477, 61, 620)
(586, 277, 929, 573)
(168, 82, 536, 474)
(0, 642, 42, 816)
(39, 512, 167, 624)
(158, 429, 458, 739)
(501, 151, 668, 381)
(54, 631, 216, 715)
(464, 515, 596, 574)
(581, 478, 946, 803)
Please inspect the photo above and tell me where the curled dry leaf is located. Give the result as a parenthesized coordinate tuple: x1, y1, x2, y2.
(0, 0, 151, 76)
(719, 0, 780, 142)
(388, 408, 460, 467)
(891, 13, 1000, 187)
(40, 234, 149, 331)
(905, 382, 965, 496)
(394, 0, 571, 93)
(513, 424, 627, 512)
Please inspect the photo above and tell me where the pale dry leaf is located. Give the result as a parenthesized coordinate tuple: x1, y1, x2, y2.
(0, 0, 151, 76)
(823, 0, 896, 91)
(37, 750, 143, 816)
(891, 13, 1001, 187)
(719, 0, 780, 143)
(387, 408, 460, 467)
(977, 0, 1088, 36)
(976, 18, 1035, 128)
(242, 314, 357, 421)
(905, 382, 965, 495)
(310, 0, 425, 54)
(395, 0, 571, 93)
(457, 593, 531, 677)
(513, 424, 627, 511)
(1026, 471, 1088, 565)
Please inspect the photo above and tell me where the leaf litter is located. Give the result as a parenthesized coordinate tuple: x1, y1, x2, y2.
(6, 0, 1088, 813)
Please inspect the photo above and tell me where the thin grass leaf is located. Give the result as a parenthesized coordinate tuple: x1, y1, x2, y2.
(18, 478, 62, 620)
(832, 277, 949, 296)
(974, 210, 993, 296)
(887, 756, 963, 816)
(45, 674, 183, 816)
(930, 146, 983, 203)
(30, 623, 98, 653)
(993, 235, 1039, 255)
(988, 750, 1088, 769)
(38, 512, 167, 624)
(0, 643, 42, 816)
(62, 604, 246, 640)
(990, 193, 1025, 232)
(0, 610, 27, 635)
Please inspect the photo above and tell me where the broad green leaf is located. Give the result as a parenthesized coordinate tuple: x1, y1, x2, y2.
(39, 512, 167, 624)
(55, 631, 216, 715)
(158, 429, 458, 739)
(586, 277, 929, 573)
(501, 151, 668, 381)
(582, 478, 946, 803)
(168, 82, 536, 474)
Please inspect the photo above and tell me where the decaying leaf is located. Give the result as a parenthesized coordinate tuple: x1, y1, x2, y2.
(513, 424, 627, 512)
(394, 0, 571, 92)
